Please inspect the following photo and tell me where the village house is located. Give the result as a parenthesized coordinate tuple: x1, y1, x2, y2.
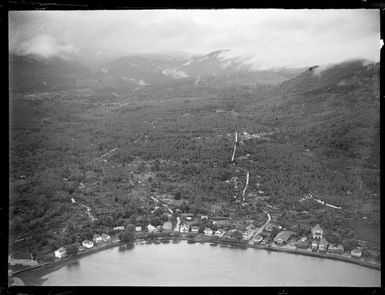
(82, 240, 94, 249)
(318, 238, 329, 252)
(215, 229, 226, 237)
(242, 228, 255, 240)
(113, 226, 125, 231)
(147, 224, 156, 233)
(311, 240, 319, 251)
(201, 215, 208, 220)
(253, 235, 264, 244)
(179, 223, 189, 233)
(204, 227, 213, 236)
(351, 247, 363, 258)
(311, 224, 324, 239)
(135, 226, 142, 232)
(78, 245, 86, 252)
(328, 244, 344, 254)
(162, 221, 173, 232)
(273, 230, 296, 246)
(300, 236, 308, 242)
(191, 226, 200, 234)
(101, 233, 111, 242)
(93, 234, 103, 244)
(212, 219, 230, 227)
(54, 247, 67, 259)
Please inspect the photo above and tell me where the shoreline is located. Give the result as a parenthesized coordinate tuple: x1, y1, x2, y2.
(12, 233, 380, 286)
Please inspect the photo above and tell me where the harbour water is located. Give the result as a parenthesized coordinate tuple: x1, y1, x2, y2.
(42, 240, 381, 286)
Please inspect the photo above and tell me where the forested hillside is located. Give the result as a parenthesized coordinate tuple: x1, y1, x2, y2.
(9, 58, 380, 261)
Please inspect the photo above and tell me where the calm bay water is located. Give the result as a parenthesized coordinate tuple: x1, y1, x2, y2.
(42, 240, 380, 286)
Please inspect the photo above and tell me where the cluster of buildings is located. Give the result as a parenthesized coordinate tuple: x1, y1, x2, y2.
(146, 221, 173, 233)
(54, 217, 366, 261)
(239, 131, 273, 143)
(295, 224, 362, 257)
(248, 223, 364, 259)
(173, 222, 227, 237)
(54, 233, 112, 259)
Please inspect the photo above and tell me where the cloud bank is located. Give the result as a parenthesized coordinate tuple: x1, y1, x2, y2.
(9, 9, 380, 69)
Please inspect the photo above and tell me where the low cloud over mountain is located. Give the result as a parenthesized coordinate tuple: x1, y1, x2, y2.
(9, 10, 380, 69)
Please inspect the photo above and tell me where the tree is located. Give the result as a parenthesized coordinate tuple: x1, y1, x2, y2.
(174, 191, 182, 200)
(150, 217, 161, 227)
(231, 230, 243, 240)
(154, 159, 160, 171)
(342, 239, 359, 251)
(118, 230, 135, 243)
(126, 223, 135, 233)
(160, 214, 169, 222)
(328, 232, 343, 245)
(65, 244, 79, 256)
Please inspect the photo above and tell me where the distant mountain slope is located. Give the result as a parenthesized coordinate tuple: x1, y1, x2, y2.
(100, 50, 303, 88)
(9, 54, 93, 93)
(243, 59, 380, 171)
(9, 50, 305, 94)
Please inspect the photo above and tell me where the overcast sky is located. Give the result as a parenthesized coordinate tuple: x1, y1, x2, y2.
(9, 9, 380, 69)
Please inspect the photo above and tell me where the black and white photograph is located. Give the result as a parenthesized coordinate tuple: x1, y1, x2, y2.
(8, 9, 381, 287)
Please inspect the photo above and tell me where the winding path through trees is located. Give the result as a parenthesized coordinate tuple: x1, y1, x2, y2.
(242, 171, 249, 202)
(72, 198, 97, 222)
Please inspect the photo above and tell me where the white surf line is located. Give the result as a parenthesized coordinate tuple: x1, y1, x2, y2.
(242, 171, 250, 202)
